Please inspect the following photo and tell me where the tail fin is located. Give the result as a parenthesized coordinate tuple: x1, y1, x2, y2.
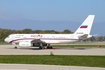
(74, 15, 95, 35)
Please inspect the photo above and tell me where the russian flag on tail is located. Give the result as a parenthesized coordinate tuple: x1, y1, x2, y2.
(80, 25, 88, 28)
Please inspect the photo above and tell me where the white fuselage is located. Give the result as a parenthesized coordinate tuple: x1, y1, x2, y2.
(4, 15, 95, 48)
(4, 34, 79, 44)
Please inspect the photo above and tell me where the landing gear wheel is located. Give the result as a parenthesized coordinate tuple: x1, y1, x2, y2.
(14, 46, 17, 49)
(50, 46, 52, 49)
(47, 46, 52, 49)
(47, 44, 53, 49)
(39, 46, 45, 49)
(39, 46, 42, 49)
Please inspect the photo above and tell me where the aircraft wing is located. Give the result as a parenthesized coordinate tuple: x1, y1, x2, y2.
(31, 39, 45, 43)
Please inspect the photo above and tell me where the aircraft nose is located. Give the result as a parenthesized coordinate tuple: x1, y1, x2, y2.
(4, 38, 9, 43)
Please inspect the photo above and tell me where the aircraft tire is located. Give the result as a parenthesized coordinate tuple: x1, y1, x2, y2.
(47, 46, 52, 49)
(39, 46, 42, 49)
(14, 46, 17, 49)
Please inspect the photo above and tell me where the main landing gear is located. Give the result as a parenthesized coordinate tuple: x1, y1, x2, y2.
(47, 44, 52, 49)
(39, 43, 53, 49)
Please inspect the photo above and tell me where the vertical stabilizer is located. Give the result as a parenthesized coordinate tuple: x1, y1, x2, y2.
(74, 15, 95, 35)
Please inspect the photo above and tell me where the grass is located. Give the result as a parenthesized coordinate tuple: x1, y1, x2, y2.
(0, 55, 105, 67)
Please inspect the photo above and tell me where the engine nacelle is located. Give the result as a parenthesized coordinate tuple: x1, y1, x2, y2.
(19, 42, 32, 47)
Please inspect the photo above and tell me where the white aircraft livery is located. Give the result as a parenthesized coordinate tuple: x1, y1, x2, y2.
(4, 15, 95, 49)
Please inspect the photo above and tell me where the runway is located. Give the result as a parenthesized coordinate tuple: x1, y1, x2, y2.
(0, 45, 105, 55)
(0, 64, 105, 70)
(0, 45, 105, 70)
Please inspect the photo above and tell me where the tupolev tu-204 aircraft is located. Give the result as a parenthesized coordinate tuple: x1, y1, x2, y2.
(4, 15, 95, 49)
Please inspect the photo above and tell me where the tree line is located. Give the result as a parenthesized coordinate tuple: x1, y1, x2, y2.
(0, 28, 105, 42)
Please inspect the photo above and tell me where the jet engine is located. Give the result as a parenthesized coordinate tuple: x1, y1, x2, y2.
(19, 41, 32, 47)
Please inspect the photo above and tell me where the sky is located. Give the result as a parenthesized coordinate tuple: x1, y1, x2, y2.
(0, 0, 105, 36)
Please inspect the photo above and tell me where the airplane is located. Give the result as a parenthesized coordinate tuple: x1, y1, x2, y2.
(4, 15, 95, 49)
